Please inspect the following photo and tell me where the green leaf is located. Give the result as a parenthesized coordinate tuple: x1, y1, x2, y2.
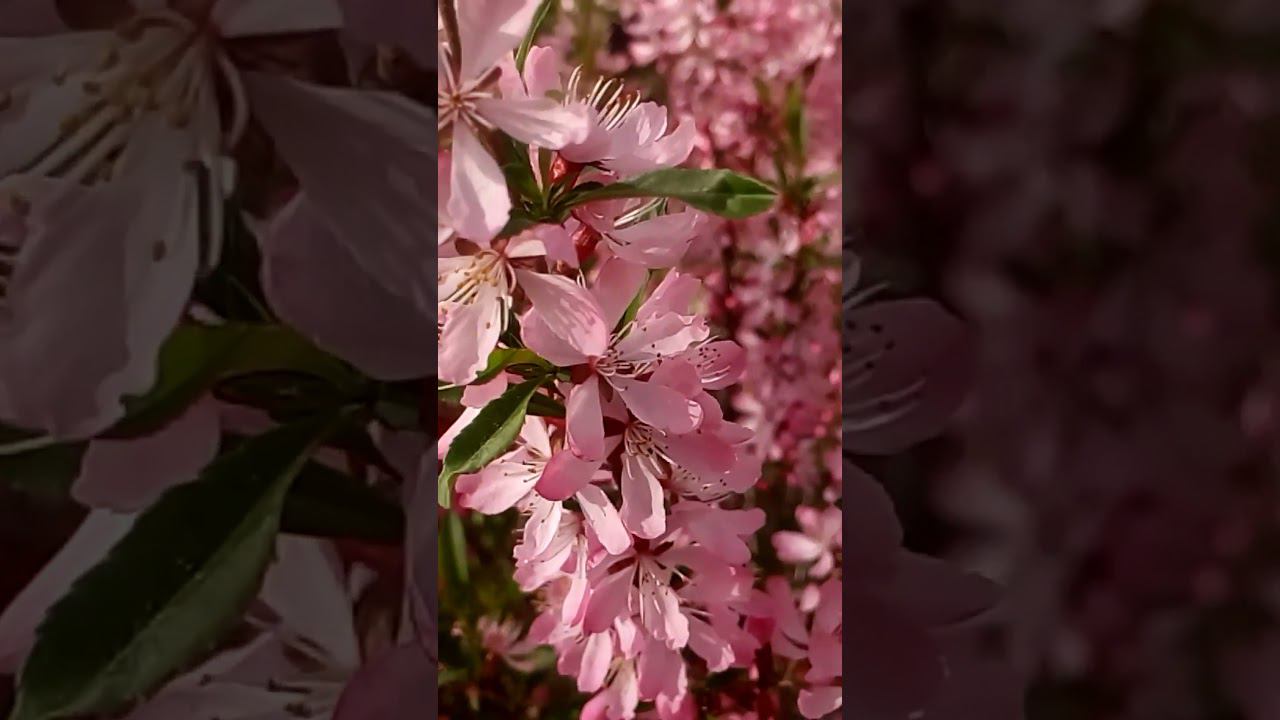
(474, 348, 552, 384)
(107, 323, 358, 439)
(783, 77, 808, 162)
(528, 393, 566, 418)
(9, 414, 342, 720)
(563, 168, 777, 219)
(280, 461, 405, 544)
(440, 510, 470, 597)
(437, 378, 544, 508)
(0, 442, 87, 503)
(515, 0, 558, 72)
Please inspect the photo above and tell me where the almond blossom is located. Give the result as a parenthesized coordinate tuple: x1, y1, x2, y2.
(437, 0, 590, 242)
(0, 0, 435, 438)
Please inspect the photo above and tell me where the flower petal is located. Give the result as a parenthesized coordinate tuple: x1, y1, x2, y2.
(578, 631, 614, 693)
(455, 0, 540, 82)
(584, 566, 633, 634)
(606, 211, 703, 269)
(535, 449, 600, 501)
(591, 256, 648, 330)
(611, 376, 702, 434)
(333, 642, 436, 720)
(263, 195, 435, 381)
(243, 72, 437, 302)
(522, 309, 590, 367)
(576, 483, 631, 555)
(621, 454, 666, 539)
(438, 282, 504, 385)
(72, 398, 220, 512)
(475, 96, 590, 149)
(516, 270, 609, 357)
(566, 375, 606, 461)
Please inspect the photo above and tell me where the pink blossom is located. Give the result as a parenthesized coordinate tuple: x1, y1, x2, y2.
(0, 0, 435, 438)
(772, 505, 841, 578)
(437, 1, 589, 242)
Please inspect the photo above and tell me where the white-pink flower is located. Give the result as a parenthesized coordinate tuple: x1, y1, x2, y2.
(437, 0, 590, 242)
(772, 505, 842, 579)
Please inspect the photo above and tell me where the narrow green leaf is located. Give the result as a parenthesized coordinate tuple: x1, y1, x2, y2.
(0, 442, 86, 503)
(528, 393, 567, 418)
(107, 323, 358, 439)
(474, 348, 552, 384)
(515, 0, 558, 72)
(9, 414, 341, 720)
(438, 379, 543, 508)
(563, 168, 777, 219)
(441, 510, 470, 595)
(281, 462, 405, 544)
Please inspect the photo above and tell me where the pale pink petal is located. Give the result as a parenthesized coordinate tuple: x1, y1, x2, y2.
(797, 686, 843, 720)
(528, 223, 577, 267)
(262, 195, 434, 381)
(333, 642, 435, 720)
(845, 299, 973, 454)
(576, 484, 631, 555)
(456, 0, 540, 82)
(636, 642, 685, 697)
(475, 96, 590, 149)
(687, 617, 733, 672)
(578, 631, 614, 693)
(261, 537, 360, 668)
(72, 398, 220, 512)
(516, 270, 609, 357)
(636, 272, 701, 321)
(611, 376, 702, 434)
(591, 256, 648, 329)
(456, 456, 538, 514)
(805, 630, 842, 683)
(658, 429, 735, 479)
(461, 373, 509, 408)
(522, 498, 563, 558)
(584, 567, 633, 634)
(844, 462, 904, 580)
(621, 455, 666, 539)
(438, 282, 504, 385)
(772, 531, 825, 565)
(243, 72, 438, 300)
(605, 211, 703, 268)
(212, 0, 342, 37)
(649, 359, 702, 398)
(522, 310, 590, 367)
(887, 552, 1001, 627)
(535, 449, 600, 501)
(566, 375, 605, 460)
(0, 511, 134, 673)
(438, 407, 480, 459)
(0, 132, 197, 440)
(518, 45, 565, 98)
(684, 341, 746, 390)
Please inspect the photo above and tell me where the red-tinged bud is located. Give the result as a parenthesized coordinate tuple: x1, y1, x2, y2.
(573, 223, 602, 265)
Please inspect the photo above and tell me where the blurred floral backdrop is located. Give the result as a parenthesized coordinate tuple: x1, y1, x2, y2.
(852, 1, 1280, 719)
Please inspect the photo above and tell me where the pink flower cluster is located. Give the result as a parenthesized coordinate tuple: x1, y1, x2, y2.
(434, 1, 805, 716)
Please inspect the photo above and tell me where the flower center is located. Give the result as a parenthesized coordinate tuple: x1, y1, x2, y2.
(442, 251, 513, 306)
(565, 66, 640, 130)
(16, 11, 242, 185)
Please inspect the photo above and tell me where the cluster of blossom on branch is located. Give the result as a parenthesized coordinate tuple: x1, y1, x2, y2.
(434, 0, 817, 715)
(0, 1, 437, 718)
